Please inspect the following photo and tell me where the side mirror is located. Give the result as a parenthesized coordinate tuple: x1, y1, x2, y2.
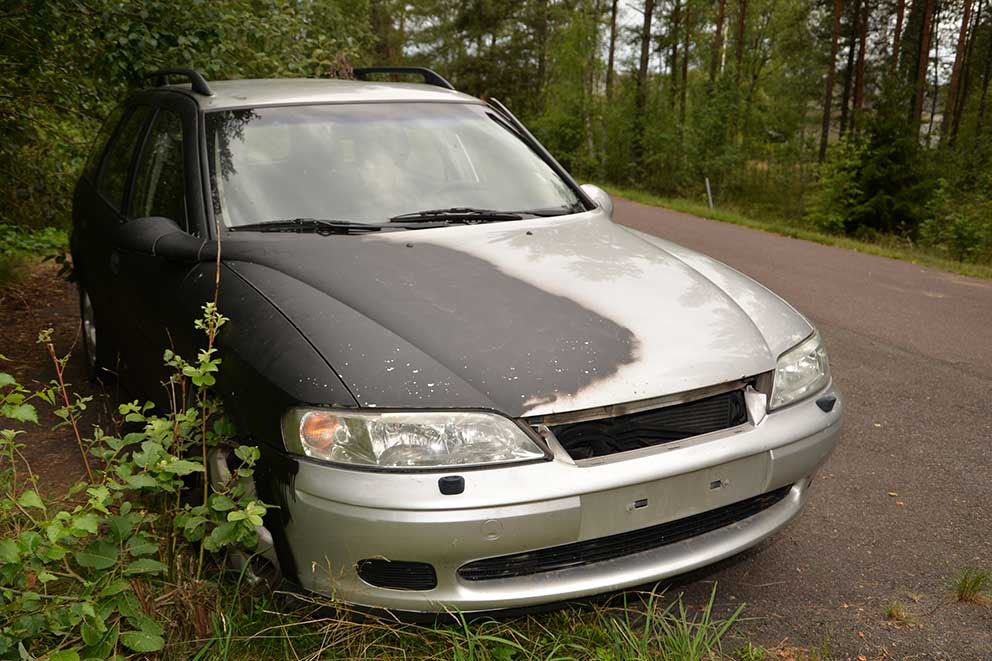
(114, 216, 208, 263)
(580, 184, 614, 218)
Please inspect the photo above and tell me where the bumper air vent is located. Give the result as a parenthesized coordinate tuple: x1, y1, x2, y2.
(356, 559, 437, 591)
(458, 485, 791, 581)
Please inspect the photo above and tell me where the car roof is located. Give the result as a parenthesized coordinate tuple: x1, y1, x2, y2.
(155, 78, 481, 110)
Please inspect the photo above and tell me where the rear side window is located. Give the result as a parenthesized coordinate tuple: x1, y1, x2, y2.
(83, 106, 125, 182)
(130, 110, 187, 229)
(97, 106, 153, 211)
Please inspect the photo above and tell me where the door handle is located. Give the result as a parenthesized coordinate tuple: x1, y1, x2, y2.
(110, 251, 120, 275)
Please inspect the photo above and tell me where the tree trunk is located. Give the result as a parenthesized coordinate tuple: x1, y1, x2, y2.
(606, 0, 619, 99)
(927, 3, 940, 144)
(952, 0, 984, 142)
(637, 0, 656, 114)
(893, 0, 906, 69)
(635, 0, 656, 166)
(839, 0, 859, 136)
(671, 0, 682, 109)
(912, 0, 936, 126)
(735, 0, 747, 89)
(852, 0, 869, 131)
(977, 9, 992, 135)
(941, 0, 974, 143)
(819, 0, 844, 162)
(680, 1, 691, 126)
(710, 0, 727, 84)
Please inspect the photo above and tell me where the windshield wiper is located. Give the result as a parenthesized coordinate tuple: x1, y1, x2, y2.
(229, 218, 385, 234)
(513, 202, 586, 217)
(389, 207, 523, 224)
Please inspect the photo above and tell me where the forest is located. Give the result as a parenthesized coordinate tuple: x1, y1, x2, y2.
(1, 0, 991, 265)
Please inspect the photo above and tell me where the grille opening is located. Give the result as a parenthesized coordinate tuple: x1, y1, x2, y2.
(458, 485, 791, 581)
(356, 559, 437, 591)
(550, 389, 748, 460)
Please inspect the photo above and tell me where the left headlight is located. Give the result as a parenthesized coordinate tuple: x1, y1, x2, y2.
(769, 332, 830, 410)
(281, 408, 548, 470)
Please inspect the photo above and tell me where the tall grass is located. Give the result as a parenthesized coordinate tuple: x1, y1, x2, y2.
(187, 583, 745, 660)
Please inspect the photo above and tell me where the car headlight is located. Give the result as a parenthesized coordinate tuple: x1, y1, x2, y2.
(769, 332, 830, 410)
(281, 408, 548, 469)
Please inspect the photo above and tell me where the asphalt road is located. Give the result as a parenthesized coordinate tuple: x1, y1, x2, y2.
(614, 197, 992, 659)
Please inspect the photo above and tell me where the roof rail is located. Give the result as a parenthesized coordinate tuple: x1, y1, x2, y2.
(353, 66, 455, 91)
(146, 68, 214, 96)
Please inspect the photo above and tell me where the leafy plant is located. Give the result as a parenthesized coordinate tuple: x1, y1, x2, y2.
(0, 303, 268, 658)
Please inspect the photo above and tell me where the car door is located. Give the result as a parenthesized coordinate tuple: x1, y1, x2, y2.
(113, 93, 209, 403)
(74, 104, 155, 369)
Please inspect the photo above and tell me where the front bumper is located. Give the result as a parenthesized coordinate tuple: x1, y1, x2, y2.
(277, 384, 843, 612)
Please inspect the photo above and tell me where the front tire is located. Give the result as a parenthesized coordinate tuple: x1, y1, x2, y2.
(78, 285, 116, 384)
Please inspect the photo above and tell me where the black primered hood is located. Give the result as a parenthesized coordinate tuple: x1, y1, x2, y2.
(221, 214, 800, 417)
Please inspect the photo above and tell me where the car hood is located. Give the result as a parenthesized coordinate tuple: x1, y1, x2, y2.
(224, 210, 812, 418)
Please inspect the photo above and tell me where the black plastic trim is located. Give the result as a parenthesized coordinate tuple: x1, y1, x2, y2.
(146, 68, 214, 96)
(357, 559, 438, 591)
(353, 66, 455, 90)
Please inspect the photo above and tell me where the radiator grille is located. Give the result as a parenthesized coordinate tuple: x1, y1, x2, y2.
(551, 390, 748, 460)
(458, 485, 791, 581)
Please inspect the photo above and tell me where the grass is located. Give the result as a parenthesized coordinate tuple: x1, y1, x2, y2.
(883, 600, 912, 624)
(177, 583, 748, 660)
(599, 184, 992, 281)
(952, 568, 991, 604)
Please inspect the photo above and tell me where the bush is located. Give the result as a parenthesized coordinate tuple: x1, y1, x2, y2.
(0, 304, 268, 658)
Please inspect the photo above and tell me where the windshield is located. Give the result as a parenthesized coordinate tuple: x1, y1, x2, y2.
(205, 103, 581, 227)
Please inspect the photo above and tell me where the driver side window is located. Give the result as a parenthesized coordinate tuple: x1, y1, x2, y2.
(130, 109, 188, 231)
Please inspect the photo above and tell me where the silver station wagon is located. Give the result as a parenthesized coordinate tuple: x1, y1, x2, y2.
(71, 66, 844, 613)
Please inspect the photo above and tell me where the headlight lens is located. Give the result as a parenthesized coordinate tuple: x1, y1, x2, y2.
(282, 409, 547, 469)
(769, 333, 830, 410)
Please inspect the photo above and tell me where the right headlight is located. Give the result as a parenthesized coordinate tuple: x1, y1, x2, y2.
(769, 332, 830, 410)
(281, 408, 548, 470)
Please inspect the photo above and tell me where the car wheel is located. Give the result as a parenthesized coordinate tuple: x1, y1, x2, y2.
(78, 286, 116, 384)
(207, 446, 283, 593)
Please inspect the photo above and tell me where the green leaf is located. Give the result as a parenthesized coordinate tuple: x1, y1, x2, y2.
(17, 490, 44, 510)
(108, 515, 133, 542)
(0, 372, 15, 387)
(2, 403, 37, 424)
(47, 651, 80, 661)
(123, 558, 167, 576)
(97, 579, 131, 598)
(125, 535, 157, 557)
(125, 474, 159, 489)
(71, 513, 100, 534)
(204, 520, 240, 551)
(81, 620, 103, 646)
(127, 614, 164, 637)
(120, 630, 164, 653)
(162, 459, 204, 476)
(0, 539, 19, 563)
(209, 494, 236, 512)
(75, 540, 118, 570)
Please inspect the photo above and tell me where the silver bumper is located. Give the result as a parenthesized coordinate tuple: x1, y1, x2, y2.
(280, 384, 843, 612)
